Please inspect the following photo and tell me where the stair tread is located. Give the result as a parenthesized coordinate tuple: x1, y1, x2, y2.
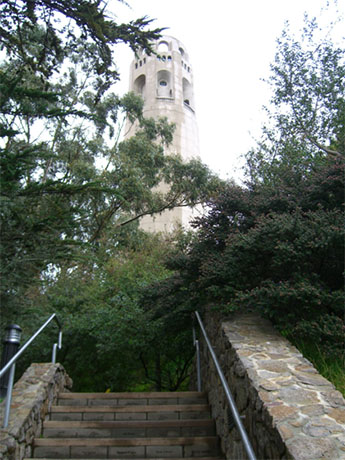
(33, 392, 223, 458)
(59, 391, 206, 399)
(51, 404, 210, 412)
(34, 436, 218, 447)
(44, 419, 214, 428)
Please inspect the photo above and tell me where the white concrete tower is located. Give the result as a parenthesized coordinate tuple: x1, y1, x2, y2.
(125, 35, 200, 232)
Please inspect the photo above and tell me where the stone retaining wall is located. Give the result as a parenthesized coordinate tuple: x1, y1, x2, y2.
(0, 363, 72, 460)
(200, 312, 345, 460)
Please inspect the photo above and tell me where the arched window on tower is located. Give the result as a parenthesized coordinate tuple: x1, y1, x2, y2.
(183, 78, 193, 108)
(158, 41, 169, 52)
(157, 70, 172, 98)
(134, 74, 146, 99)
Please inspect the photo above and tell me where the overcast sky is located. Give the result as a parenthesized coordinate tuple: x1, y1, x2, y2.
(112, 0, 344, 182)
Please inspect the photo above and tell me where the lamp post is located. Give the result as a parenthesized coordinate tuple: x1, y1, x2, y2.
(0, 324, 22, 398)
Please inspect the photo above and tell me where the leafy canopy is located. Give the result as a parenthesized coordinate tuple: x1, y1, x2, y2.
(0, 0, 220, 319)
(245, 13, 345, 185)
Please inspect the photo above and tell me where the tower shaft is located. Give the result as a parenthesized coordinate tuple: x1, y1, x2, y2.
(126, 35, 200, 232)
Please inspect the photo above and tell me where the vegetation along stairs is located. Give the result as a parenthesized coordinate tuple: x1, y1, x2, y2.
(27, 391, 225, 459)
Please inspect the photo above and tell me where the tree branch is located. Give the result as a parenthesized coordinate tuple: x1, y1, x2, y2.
(118, 193, 195, 228)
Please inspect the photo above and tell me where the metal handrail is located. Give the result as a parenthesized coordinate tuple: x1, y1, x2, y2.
(193, 311, 257, 460)
(0, 313, 62, 428)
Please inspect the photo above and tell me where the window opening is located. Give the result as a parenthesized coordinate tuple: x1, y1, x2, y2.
(158, 41, 169, 52)
(183, 77, 193, 108)
(157, 69, 172, 98)
(134, 74, 146, 97)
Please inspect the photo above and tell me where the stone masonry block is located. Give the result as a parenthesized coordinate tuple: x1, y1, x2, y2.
(70, 445, 107, 458)
(116, 412, 147, 421)
(0, 363, 72, 460)
(200, 311, 345, 460)
(146, 445, 182, 458)
(108, 445, 145, 458)
(34, 445, 70, 458)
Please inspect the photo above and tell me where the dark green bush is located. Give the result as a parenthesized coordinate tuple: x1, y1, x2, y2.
(159, 159, 344, 361)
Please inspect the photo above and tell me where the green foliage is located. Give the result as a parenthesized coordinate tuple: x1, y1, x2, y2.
(0, 1, 220, 322)
(292, 315, 344, 358)
(12, 232, 194, 391)
(245, 15, 345, 185)
(0, 1, 162, 92)
(285, 337, 345, 396)
(167, 159, 344, 334)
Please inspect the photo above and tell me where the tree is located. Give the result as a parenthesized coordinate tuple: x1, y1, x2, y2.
(0, 0, 159, 313)
(0, 1, 220, 320)
(14, 231, 195, 391)
(0, 0, 161, 91)
(161, 159, 344, 357)
(245, 14, 345, 185)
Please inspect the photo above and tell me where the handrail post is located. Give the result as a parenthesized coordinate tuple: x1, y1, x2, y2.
(52, 330, 63, 364)
(52, 343, 58, 364)
(3, 363, 16, 428)
(195, 339, 201, 392)
(192, 325, 202, 392)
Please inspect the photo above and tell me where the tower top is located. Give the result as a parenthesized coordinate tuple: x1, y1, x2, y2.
(130, 34, 196, 115)
(148, 35, 191, 63)
(135, 35, 190, 60)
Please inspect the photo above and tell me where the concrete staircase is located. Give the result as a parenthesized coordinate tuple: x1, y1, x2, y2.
(28, 391, 225, 459)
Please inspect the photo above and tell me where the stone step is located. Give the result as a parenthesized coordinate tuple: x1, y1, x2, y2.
(33, 436, 220, 458)
(26, 458, 224, 460)
(58, 391, 207, 399)
(43, 419, 216, 438)
(29, 391, 223, 459)
(57, 392, 207, 407)
(50, 404, 211, 421)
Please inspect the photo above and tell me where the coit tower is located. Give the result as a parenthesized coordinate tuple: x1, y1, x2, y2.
(125, 35, 200, 232)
